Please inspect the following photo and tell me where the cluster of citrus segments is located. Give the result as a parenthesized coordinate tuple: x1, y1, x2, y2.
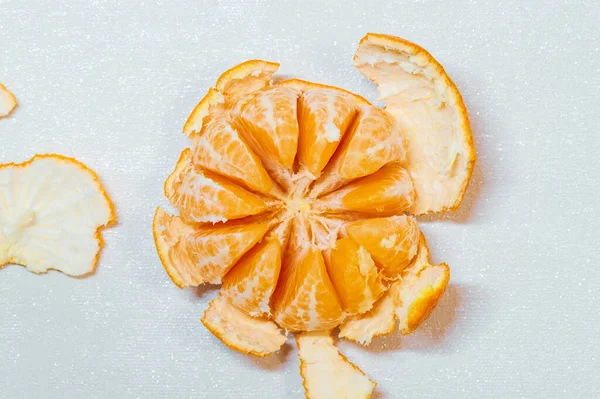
(0, 83, 17, 119)
(153, 32, 475, 398)
(0, 155, 116, 276)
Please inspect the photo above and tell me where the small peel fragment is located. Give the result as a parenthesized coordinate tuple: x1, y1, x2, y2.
(202, 295, 287, 357)
(0, 154, 116, 275)
(0, 83, 17, 119)
(338, 290, 396, 345)
(354, 33, 476, 215)
(339, 233, 450, 344)
(297, 331, 376, 399)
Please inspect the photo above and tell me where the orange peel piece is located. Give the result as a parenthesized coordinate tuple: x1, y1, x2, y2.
(297, 331, 376, 399)
(202, 295, 287, 357)
(0, 83, 17, 119)
(0, 154, 116, 275)
(354, 33, 476, 214)
(338, 290, 396, 345)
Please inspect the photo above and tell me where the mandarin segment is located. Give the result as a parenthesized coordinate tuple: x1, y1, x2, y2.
(202, 295, 287, 357)
(192, 117, 274, 195)
(236, 86, 300, 169)
(354, 33, 476, 214)
(311, 106, 406, 198)
(297, 331, 376, 399)
(152, 207, 268, 286)
(165, 149, 267, 224)
(325, 238, 385, 315)
(272, 246, 344, 332)
(0, 155, 115, 276)
(221, 238, 282, 317)
(320, 163, 414, 215)
(346, 215, 419, 279)
(297, 89, 357, 176)
(0, 83, 17, 119)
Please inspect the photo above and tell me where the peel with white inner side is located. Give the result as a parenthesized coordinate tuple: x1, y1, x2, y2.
(0, 155, 116, 275)
(0, 83, 17, 119)
(354, 33, 476, 214)
(297, 331, 376, 399)
(202, 295, 287, 357)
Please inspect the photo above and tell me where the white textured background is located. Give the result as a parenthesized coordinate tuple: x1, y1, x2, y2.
(1, 1, 599, 398)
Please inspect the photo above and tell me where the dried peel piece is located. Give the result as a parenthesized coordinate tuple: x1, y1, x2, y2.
(354, 33, 476, 214)
(202, 295, 287, 357)
(152, 207, 268, 286)
(0, 83, 17, 119)
(394, 233, 450, 335)
(165, 149, 267, 224)
(297, 331, 376, 399)
(0, 154, 116, 275)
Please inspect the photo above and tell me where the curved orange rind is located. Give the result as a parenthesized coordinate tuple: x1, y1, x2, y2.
(202, 295, 287, 357)
(0, 154, 116, 276)
(0, 83, 17, 119)
(297, 331, 376, 399)
(354, 32, 476, 215)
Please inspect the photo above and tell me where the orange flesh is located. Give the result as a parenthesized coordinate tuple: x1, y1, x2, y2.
(272, 246, 344, 332)
(221, 238, 282, 317)
(326, 238, 385, 315)
(297, 89, 357, 176)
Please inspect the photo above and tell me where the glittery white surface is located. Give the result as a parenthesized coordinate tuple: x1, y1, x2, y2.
(1, 0, 599, 398)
